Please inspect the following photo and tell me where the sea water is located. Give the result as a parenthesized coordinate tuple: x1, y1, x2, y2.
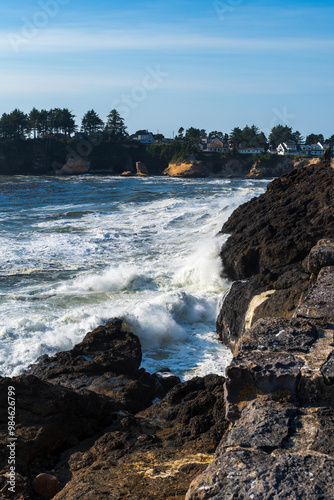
(0, 175, 269, 380)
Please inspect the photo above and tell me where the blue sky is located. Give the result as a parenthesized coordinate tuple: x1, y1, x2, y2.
(0, 0, 333, 138)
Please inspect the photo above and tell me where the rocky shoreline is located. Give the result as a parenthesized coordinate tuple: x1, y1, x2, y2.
(0, 161, 333, 499)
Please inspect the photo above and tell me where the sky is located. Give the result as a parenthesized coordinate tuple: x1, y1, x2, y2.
(0, 0, 333, 138)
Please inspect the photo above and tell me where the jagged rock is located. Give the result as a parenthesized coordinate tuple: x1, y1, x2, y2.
(136, 161, 149, 176)
(0, 375, 121, 474)
(52, 375, 228, 500)
(54, 158, 90, 175)
(236, 318, 318, 354)
(27, 320, 171, 413)
(216, 280, 255, 349)
(28, 320, 142, 380)
(220, 163, 334, 282)
(32, 473, 60, 498)
(306, 239, 334, 275)
(321, 351, 334, 385)
(224, 351, 304, 422)
(217, 162, 334, 344)
(220, 399, 298, 452)
(185, 449, 334, 500)
(295, 266, 334, 324)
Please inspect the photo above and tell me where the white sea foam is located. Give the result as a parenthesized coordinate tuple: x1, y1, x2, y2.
(0, 176, 269, 379)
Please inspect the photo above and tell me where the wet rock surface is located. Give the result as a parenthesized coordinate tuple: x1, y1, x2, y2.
(54, 375, 228, 500)
(26, 320, 166, 414)
(186, 161, 334, 499)
(186, 449, 334, 500)
(0, 322, 224, 499)
(217, 163, 334, 343)
(237, 318, 319, 354)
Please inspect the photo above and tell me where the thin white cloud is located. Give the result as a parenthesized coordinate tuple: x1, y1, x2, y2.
(0, 74, 139, 93)
(1, 28, 334, 55)
(0, 71, 332, 96)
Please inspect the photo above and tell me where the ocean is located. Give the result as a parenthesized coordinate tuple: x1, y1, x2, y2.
(0, 175, 269, 380)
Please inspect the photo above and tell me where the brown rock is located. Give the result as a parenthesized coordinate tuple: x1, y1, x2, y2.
(136, 161, 149, 176)
(220, 163, 334, 281)
(295, 266, 334, 323)
(53, 375, 228, 500)
(55, 158, 90, 175)
(306, 239, 334, 275)
(163, 159, 208, 178)
(32, 473, 60, 498)
(224, 351, 304, 421)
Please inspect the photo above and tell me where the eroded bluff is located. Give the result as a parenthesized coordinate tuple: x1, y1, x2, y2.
(217, 162, 334, 347)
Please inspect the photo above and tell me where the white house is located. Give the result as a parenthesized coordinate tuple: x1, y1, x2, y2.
(276, 141, 301, 155)
(277, 141, 333, 156)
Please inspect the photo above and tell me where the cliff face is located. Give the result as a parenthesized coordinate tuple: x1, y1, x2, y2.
(217, 161, 334, 346)
(185, 161, 334, 499)
(163, 154, 322, 179)
(163, 159, 210, 177)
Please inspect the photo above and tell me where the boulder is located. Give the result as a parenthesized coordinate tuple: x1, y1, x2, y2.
(54, 158, 90, 175)
(0, 374, 121, 473)
(32, 473, 60, 498)
(163, 160, 209, 178)
(27, 320, 170, 413)
(306, 239, 334, 275)
(136, 161, 149, 176)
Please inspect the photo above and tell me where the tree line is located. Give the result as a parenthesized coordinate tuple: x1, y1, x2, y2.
(0, 107, 333, 149)
(0, 108, 127, 141)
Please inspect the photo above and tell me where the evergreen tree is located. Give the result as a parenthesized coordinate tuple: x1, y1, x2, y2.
(305, 133, 324, 145)
(185, 127, 201, 143)
(60, 108, 76, 137)
(177, 127, 184, 139)
(105, 109, 128, 140)
(28, 107, 41, 139)
(292, 130, 305, 144)
(229, 127, 243, 148)
(268, 125, 294, 148)
(81, 109, 104, 135)
(0, 109, 28, 140)
(208, 131, 223, 140)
